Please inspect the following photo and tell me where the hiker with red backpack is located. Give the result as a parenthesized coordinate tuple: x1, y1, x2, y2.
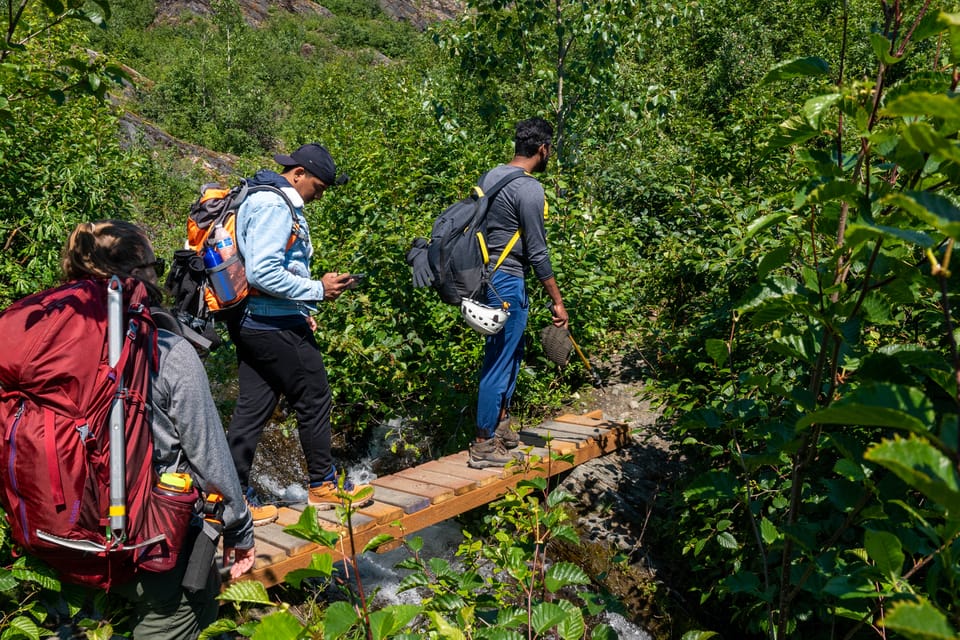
(0, 220, 255, 640)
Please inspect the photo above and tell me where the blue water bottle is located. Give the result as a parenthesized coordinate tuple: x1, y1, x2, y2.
(203, 246, 238, 304)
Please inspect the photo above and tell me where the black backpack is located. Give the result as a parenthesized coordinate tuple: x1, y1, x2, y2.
(407, 169, 527, 305)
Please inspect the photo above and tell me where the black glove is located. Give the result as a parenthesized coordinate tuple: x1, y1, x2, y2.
(405, 238, 434, 288)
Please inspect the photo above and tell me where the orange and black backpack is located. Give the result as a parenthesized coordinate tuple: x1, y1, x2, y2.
(165, 180, 297, 346)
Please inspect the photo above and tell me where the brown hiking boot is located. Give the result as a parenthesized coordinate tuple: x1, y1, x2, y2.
(494, 416, 520, 449)
(308, 481, 374, 510)
(468, 437, 525, 469)
(244, 489, 278, 526)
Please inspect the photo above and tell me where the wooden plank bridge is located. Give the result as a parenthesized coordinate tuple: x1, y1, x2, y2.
(225, 410, 632, 588)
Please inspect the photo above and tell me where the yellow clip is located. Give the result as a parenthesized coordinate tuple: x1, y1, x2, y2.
(109, 506, 126, 517)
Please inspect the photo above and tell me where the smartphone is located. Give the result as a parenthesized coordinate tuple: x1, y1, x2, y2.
(347, 273, 366, 289)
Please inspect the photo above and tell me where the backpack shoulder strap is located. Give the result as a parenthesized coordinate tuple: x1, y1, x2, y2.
(479, 169, 531, 271)
(245, 184, 301, 250)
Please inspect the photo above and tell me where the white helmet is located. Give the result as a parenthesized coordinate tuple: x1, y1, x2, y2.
(460, 298, 510, 335)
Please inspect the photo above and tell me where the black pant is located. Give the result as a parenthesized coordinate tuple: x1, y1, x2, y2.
(227, 322, 333, 489)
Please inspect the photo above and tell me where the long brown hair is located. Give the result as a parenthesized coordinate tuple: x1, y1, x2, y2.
(61, 220, 151, 281)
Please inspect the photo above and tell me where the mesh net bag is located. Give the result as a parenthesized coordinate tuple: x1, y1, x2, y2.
(540, 324, 573, 366)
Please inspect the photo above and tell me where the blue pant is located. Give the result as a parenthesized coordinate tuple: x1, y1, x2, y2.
(476, 270, 529, 438)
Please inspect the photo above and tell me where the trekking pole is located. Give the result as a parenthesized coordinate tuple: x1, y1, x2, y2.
(107, 277, 127, 541)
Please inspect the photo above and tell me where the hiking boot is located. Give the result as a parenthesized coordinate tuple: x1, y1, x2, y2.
(308, 480, 374, 510)
(244, 488, 278, 526)
(494, 416, 520, 449)
(468, 437, 525, 469)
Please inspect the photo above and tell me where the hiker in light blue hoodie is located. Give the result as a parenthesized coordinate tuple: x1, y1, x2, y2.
(226, 143, 374, 525)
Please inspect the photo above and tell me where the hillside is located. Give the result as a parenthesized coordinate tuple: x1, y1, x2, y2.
(153, 0, 464, 29)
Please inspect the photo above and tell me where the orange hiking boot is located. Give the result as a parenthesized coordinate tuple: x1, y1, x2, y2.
(308, 479, 374, 510)
(244, 488, 278, 526)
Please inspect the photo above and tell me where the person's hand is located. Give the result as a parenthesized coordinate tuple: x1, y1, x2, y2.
(321, 272, 355, 301)
(551, 301, 569, 329)
(306, 315, 318, 332)
(225, 546, 256, 579)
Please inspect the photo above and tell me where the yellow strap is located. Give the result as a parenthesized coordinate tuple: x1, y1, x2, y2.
(493, 230, 522, 271)
(477, 232, 490, 264)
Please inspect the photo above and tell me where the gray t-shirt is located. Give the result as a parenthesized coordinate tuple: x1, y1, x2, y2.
(480, 164, 555, 282)
(149, 330, 254, 550)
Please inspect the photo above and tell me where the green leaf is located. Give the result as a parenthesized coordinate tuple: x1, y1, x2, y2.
(864, 529, 904, 579)
(285, 553, 334, 589)
(556, 600, 586, 640)
(0, 568, 18, 592)
(681, 633, 720, 640)
(900, 122, 960, 164)
(425, 612, 465, 640)
(723, 571, 760, 595)
(866, 436, 960, 515)
(942, 12, 960, 65)
(757, 245, 793, 280)
(284, 506, 340, 547)
(363, 533, 397, 553)
(883, 93, 960, 121)
(3, 615, 40, 640)
(531, 602, 569, 634)
(590, 624, 619, 640)
(845, 221, 936, 250)
(796, 384, 933, 432)
(218, 580, 272, 605)
(882, 598, 957, 638)
(804, 93, 841, 129)
(870, 33, 905, 65)
(801, 179, 860, 207)
(250, 610, 304, 640)
(324, 601, 360, 639)
(760, 518, 779, 544)
(767, 115, 820, 150)
(716, 531, 738, 549)
(544, 562, 591, 592)
(762, 57, 830, 84)
(368, 605, 421, 640)
(704, 339, 729, 367)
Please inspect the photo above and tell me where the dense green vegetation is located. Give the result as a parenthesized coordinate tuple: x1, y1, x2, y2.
(4, 0, 960, 638)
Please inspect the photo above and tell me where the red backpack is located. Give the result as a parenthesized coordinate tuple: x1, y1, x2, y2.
(0, 277, 197, 589)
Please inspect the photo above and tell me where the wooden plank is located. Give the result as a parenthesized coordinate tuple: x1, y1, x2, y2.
(554, 412, 606, 427)
(356, 500, 405, 525)
(251, 539, 289, 570)
(419, 459, 503, 487)
(372, 475, 456, 504)
(316, 508, 377, 532)
(367, 485, 431, 514)
(437, 452, 510, 479)
(393, 467, 477, 495)
(539, 420, 611, 437)
(278, 503, 378, 532)
(521, 427, 591, 448)
(255, 523, 319, 557)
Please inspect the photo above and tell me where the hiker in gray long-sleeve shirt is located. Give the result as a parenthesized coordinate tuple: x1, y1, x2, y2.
(468, 117, 570, 469)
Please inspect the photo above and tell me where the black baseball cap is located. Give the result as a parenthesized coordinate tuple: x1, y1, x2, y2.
(274, 143, 349, 186)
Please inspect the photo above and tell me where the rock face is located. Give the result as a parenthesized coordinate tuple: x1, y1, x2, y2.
(152, 0, 463, 29)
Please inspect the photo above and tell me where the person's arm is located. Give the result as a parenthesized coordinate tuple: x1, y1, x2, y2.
(239, 193, 326, 301)
(541, 276, 568, 328)
(155, 336, 255, 553)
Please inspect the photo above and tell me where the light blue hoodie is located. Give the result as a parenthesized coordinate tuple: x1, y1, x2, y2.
(235, 170, 325, 318)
